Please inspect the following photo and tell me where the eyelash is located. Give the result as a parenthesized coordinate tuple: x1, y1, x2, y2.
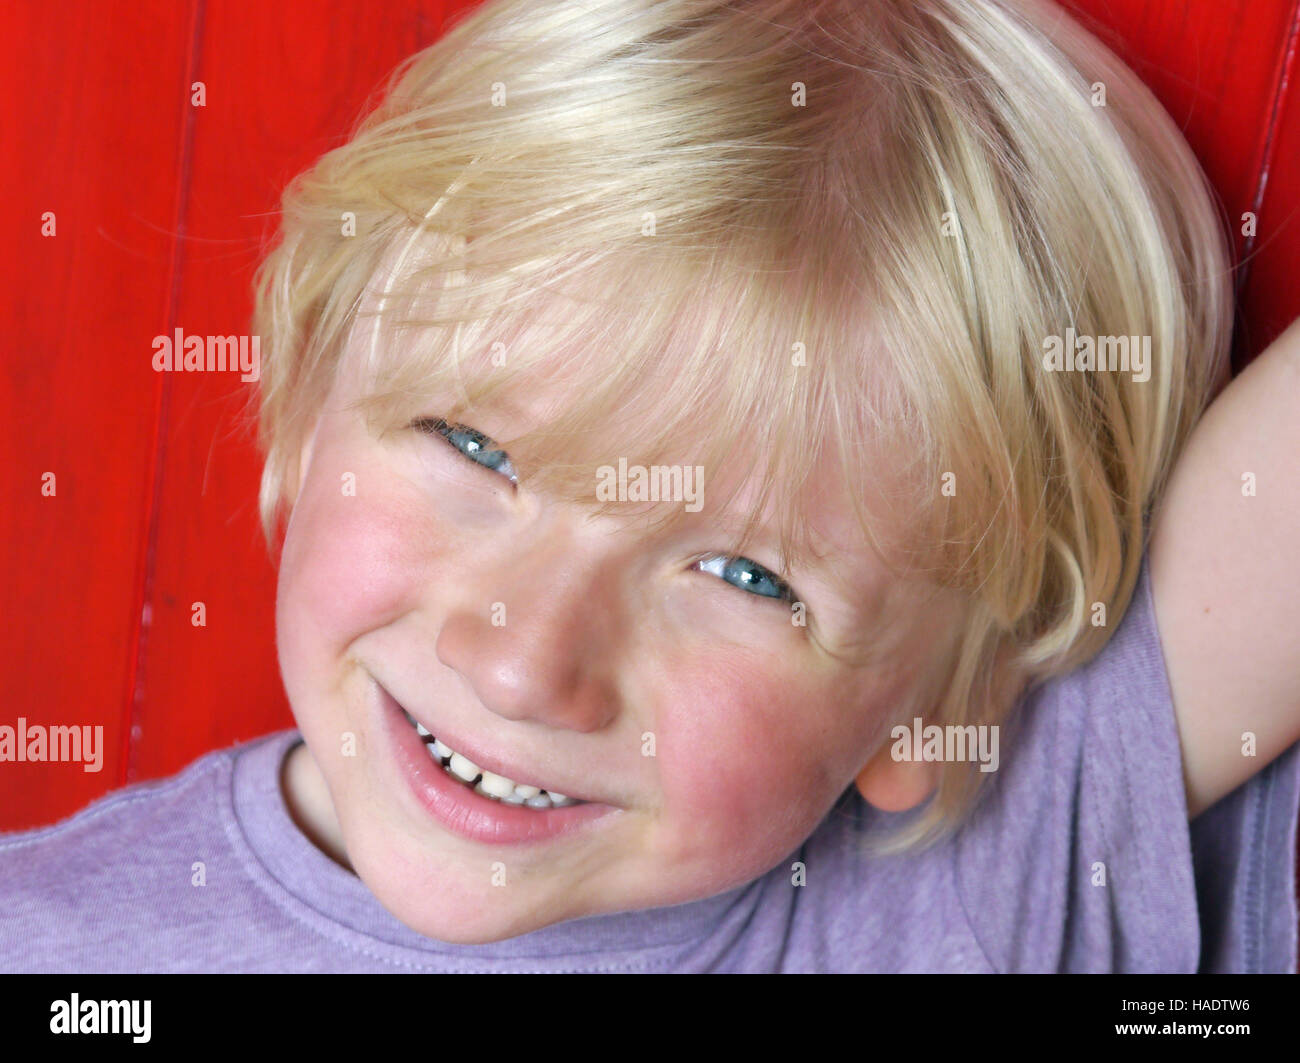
(411, 416, 802, 608)
(412, 416, 518, 486)
(691, 554, 797, 605)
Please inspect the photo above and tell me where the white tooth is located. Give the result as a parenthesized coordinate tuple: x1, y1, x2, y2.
(432, 739, 453, 760)
(547, 792, 569, 803)
(448, 752, 480, 782)
(416, 721, 431, 737)
(501, 792, 526, 805)
(479, 771, 516, 798)
(525, 794, 553, 809)
(512, 784, 541, 799)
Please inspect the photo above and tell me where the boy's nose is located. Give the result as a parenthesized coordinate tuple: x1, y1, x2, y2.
(433, 538, 621, 733)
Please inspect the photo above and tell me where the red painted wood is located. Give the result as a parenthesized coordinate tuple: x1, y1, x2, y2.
(1237, 5, 1300, 356)
(0, 0, 195, 829)
(1063, 0, 1300, 368)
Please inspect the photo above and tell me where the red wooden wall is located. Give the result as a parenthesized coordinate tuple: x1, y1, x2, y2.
(1, 0, 1298, 834)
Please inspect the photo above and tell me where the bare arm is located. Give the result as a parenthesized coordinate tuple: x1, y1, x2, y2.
(1149, 316, 1300, 818)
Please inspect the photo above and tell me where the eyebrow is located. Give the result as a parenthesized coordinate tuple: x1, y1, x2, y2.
(451, 390, 548, 436)
(452, 394, 875, 596)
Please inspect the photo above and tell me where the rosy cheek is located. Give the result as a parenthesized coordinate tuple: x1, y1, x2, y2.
(655, 653, 841, 873)
(278, 451, 428, 661)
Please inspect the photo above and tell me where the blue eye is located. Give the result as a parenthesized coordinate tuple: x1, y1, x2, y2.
(413, 417, 518, 485)
(695, 554, 795, 603)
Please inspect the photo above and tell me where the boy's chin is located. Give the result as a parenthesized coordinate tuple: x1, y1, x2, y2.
(372, 875, 574, 945)
(344, 831, 580, 945)
(385, 897, 536, 945)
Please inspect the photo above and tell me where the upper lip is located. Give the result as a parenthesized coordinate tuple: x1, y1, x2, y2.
(383, 685, 606, 805)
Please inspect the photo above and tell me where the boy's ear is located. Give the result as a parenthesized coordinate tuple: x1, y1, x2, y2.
(853, 739, 939, 812)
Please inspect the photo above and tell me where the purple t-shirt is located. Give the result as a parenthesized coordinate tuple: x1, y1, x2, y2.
(2, 555, 1297, 972)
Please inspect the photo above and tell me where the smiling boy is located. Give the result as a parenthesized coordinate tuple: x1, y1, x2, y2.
(273, 311, 977, 943)
(3, 0, 1298, 972)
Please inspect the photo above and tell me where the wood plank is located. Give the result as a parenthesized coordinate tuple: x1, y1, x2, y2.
(1065, 0, 1299, 369)
(1236, 4, 1300, 356)
(0, 0, 196, 828)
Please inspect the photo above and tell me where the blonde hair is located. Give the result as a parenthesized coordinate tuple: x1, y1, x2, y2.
(251, 0, 1232, 852)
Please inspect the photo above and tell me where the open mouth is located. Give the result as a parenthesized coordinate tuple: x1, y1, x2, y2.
(378, 681, 620, 846)
(399, 708, 585, 810)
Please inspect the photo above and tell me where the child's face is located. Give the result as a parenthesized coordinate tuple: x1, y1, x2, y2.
(276, 328, 960, 944)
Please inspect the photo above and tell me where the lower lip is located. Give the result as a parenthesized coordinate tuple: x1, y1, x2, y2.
(377, 684, 621, 846)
